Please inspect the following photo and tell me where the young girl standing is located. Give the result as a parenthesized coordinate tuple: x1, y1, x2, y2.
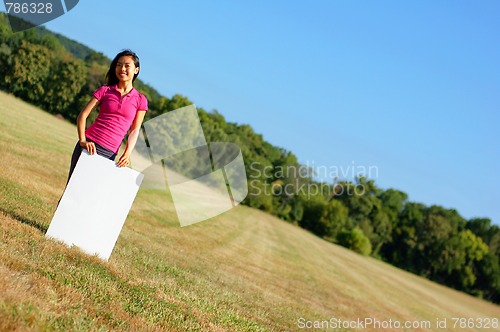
(66, 49, 148, 181)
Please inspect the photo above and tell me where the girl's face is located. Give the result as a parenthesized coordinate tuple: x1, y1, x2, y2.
(115, 56, 139, 83)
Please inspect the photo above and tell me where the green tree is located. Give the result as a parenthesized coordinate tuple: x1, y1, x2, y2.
(43, 53, 87, 116)
(4, 41, 52, 103)
(438, 230, 489, 290)
(300, 199, 348, 239)
(467, 218, 500, 256)
(386, 202, 426, 273)
(379, 189, 408, 225)
(164, 94, 193, 112)
(84, 50, 109, 67)
(244, 155, 274, 212)
(334, 177, 392, 257)
(474, 253, 500, 302)
(0, 42, 12, 89)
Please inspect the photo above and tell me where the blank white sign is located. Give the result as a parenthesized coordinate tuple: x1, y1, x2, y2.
(46, 151, 144, 261)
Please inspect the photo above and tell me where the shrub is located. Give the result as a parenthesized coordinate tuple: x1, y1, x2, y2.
(337, 228, 372, 256)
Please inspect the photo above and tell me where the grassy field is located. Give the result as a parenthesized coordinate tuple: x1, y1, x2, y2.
(0, 90, 499, 331)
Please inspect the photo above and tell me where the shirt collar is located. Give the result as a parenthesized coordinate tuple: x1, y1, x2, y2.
(110, 84, 139, 97)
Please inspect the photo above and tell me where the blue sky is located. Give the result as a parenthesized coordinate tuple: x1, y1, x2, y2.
(5, 1, 499, 224)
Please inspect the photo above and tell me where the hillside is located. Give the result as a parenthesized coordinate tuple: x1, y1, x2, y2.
(1, 93, 499, 331)
(2, 12, 499, 302)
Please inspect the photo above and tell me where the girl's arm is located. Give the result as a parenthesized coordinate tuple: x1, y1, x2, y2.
(76, 97, 99, 154)
(116, 110, 147, 167)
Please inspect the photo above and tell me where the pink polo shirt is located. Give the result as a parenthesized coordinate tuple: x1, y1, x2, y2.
(85, 85, 148, 153)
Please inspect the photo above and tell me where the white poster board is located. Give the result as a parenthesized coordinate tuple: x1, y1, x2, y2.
(46, 151, 144, 261)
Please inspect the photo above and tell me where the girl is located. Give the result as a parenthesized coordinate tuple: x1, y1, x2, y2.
(66, 49, 148, 181)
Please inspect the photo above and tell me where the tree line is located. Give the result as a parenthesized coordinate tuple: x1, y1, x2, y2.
(1, 13, 498, 303)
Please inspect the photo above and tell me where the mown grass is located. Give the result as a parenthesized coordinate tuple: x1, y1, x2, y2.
(0, 90, 499, 331)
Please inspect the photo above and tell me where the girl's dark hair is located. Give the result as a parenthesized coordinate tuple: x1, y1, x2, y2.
(105, 49, 141, 86)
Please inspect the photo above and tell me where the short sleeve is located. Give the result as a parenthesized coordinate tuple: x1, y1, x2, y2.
(92, 86, 108, 101)
(138, 93, 148, 111)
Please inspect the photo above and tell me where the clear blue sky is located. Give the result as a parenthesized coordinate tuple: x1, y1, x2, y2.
(8, 1, 500, 223)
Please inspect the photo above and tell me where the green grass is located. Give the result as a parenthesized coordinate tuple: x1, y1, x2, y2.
(0, 90, 499, 331)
